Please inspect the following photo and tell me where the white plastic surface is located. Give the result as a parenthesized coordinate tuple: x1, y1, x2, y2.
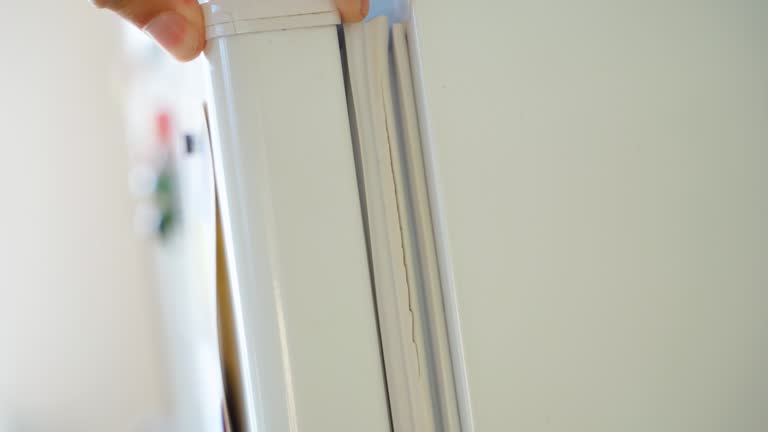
(204, 25, 391, 432)
(411, 1, 768, 431)
(344, 17, 433, 432)
(391, 24, 461, 432)
(201, 0, 335, 21)
(202, 0, 338, 39)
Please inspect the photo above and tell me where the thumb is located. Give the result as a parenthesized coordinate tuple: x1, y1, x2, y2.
(92, 0, 205, 61)
(336, 0, 371, 22)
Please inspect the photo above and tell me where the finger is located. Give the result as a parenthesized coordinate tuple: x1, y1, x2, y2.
(335, 0, 370, 23)
(92, 0, 205, 61)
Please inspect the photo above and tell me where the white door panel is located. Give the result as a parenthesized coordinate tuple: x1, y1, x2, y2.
(205, 24, 391, 432)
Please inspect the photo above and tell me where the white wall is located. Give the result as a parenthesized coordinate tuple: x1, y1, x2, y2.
(0, 2, 170, 431)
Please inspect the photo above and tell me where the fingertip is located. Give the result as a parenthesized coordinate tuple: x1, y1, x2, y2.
(337, 0, 370, 23)
(144, 12, 204, 61)
(360, 0, 371, 20)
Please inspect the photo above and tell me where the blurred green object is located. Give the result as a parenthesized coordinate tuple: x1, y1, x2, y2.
(154, 167, 178, 239)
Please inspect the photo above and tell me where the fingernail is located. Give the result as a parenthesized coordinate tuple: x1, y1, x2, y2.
(144, 12, 202, 61)
(361, 0, 370, 19)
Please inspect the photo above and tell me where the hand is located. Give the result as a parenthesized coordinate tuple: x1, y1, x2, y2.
(92, 0, 370, 61)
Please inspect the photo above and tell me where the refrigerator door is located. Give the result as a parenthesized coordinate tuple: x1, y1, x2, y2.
(204, 10, 391, 432)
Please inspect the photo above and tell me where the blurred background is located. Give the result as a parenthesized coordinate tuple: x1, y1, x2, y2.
(0, 2, 210, 431)
(0, 2, 385, 431)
